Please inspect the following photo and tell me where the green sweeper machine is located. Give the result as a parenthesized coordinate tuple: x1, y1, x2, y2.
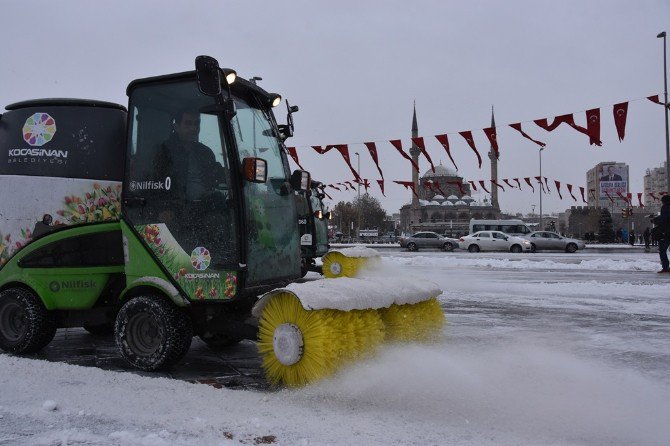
(0, 56, 444, 387)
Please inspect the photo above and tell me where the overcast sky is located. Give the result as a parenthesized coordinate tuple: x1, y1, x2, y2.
(1, 0, 668, 215)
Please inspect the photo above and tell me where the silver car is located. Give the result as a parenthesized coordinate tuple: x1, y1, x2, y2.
(399, 231, 458, 251)
(459, 231, 532, 253)
(524, 231, 585, 253)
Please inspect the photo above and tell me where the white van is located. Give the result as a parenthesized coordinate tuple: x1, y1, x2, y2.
(469, 219, 532, 236)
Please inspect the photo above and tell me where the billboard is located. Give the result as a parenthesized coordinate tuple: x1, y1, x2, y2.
(598, 164, 628, 202)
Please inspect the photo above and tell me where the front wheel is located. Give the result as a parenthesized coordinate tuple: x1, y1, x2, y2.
(442, 242, 454, 252)
(0, 287, 56, 353)
(407, 242, 418, 252)
(530, 243, 537, 253)
(468, 244, 480, 253)
(566, 243, 578, 253)
(115, 296, 193, 371)
(510, 244, 522, 253)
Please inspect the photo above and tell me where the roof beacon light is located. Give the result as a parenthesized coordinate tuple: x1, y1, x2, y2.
(270, 94, 282, 107)
(221, 68, 237, 85)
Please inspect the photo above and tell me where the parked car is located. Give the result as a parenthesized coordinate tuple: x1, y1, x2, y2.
(459, 231, 532, 253)
(522, 231, 585, 253)
(399, 231, 459, 251)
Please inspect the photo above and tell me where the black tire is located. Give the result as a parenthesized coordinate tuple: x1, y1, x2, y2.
(468, 244, 480, 253)
(199, 332, 244, 350)
(407, 242, 418, 252)
(442, 242, 454, 252)
(566, 243, 578, 253)
(115, 296, 193, 371)
(530, 243, 537, 253)
(83, 323, 114, 336)
(0, 287, 56, 354)
(510, 244, 522, 253)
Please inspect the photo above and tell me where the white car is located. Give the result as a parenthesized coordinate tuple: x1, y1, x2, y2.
(459, 231, 532, 253)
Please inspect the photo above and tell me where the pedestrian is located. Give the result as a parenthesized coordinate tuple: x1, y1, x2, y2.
(643, 227, 651, 251)
(628, 229, 635, 246)
(652, 195, 670, 273)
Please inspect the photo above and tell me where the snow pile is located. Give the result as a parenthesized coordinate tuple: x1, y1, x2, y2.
(386, 255, 659, 271)
(328, 246, 380, 258)
(253, 276, 441, 315)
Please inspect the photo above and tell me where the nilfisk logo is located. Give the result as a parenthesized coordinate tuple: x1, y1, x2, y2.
(49, 279, 97, 292)
(23, 113, 57, 146)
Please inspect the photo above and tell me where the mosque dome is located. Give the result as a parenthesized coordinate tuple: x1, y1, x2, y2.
(442, 201, 454, 206)
(447, 195, 459, 201)
(455, 200, 467, 206)
(433, 194, 445, 200)
(423, 164, 458, 178)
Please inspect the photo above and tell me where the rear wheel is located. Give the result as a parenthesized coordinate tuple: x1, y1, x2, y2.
(0, 287, 56, 353)
(468, 244, 480, 253)
(442, 242, 454, 252)
(566, 243, 578, 253)
(115, 296, 193, 371)
(407, 242, 418, 252)
(510, 244, 522, 253)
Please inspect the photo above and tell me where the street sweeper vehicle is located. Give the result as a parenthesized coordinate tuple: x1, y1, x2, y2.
(0, 56, 444, 386)
(297, 180, 331, 276)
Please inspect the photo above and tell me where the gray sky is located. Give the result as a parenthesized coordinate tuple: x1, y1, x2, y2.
(1, 0, 668, 215)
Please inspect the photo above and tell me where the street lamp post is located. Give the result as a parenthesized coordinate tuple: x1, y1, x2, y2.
(658, 31, 670, 191)
(539, 147, 544, 230)
(355, 152, 361, 239)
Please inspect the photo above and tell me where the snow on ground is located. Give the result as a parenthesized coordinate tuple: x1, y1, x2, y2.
(1, 251, 669, 445)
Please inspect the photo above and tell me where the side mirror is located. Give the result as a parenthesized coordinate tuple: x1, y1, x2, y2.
(314, 210, 323, 219)
(242, 157, 267, 183)
(290, 170, 311, 191)
(195, 56, 222, 97)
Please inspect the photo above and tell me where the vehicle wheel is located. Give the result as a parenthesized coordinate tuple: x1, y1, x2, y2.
(407, 242, 418, 252)
(530, 243, 537, 253)
(199, 332, 244, 350)
(83, 323, 114, 336)
(115, 296, 193, 371)
(468, 244, 480, 253)
(0, 287, 56, 353)
(510, 244, 522, 253)
(566, 243, 578, 253)
(442, 242, 454, 252)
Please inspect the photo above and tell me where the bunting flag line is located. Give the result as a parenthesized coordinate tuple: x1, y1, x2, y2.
(432, 180, 447, 196)
(434, 134, 458, 170)
(328, 184, 341, 191)
(615, 191, 628, 204)
(554, 180, 563, 199)
(483, 126, 499, 159)
(524, 177, 535, 192)
(448, 180, 466, 196)
(535, 113, 600, 146)
(478, 180, 490, 193)
(468, 180, 478, 191)
(344, 181, 355, 190)
(637, 192, 644, 208)
(502, 179, 515, 189)
(377, 179, 385, 196)
(566, 183, 577, 201)
(513, 178, 522, 190)
(393, 180, 418, 197)
(390, 139, 420, 173)
(605, 190, 615, 203)
(331, 144, 361, 182)
(411, 137, 436, 173)
(613, 102, 628, 142)
(534, 176, 545, 193)
(509, 122, 546, 147)
(459, 131, 483, 168)
(626, 192, 633, 206)
(543, 177, 551, 193)
(589, 189, 597, 200)
(648, 95, 664, 105)
(579, 186, 587, 203)
(585, 108, 602, 146)
(364, 142, 384, 180)
(286, 146, 305, 170)
(649, 192, 659, 201)
(362, 178, 371, 192)
(491, 180, 505, 191)
(311, 145, 331, 154)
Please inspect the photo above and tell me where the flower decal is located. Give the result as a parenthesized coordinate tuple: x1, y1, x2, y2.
(190, 247, 211, 271)
(23, 113, 56, 146)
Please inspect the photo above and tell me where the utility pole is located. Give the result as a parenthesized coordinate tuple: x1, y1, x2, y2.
(657, 32, 670, 192)
(539, 147, 544, 230)
(356, 152, 361, 239)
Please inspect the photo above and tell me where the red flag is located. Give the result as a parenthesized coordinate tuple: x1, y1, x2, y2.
(478, 180, 491, 193)
(524, 177, 535, 192)
(434, 134, 458, 170)
(566, 184, 577, 201)
(331, 144, 361, 182)
(432, 180, 447, 196)
(502, 179, 515, 189)
(377, 179, 385, 196)
(535, 113, 593, 143)
(585, 108, 602, 146)
(364, 142, 384, 179)
(534, 176, 545, 193)
(605, 190, 615, 203)
(613, 102, 628, 142)
(579, 186, 587, 203)
(650, 192, 659, 201)
(459, 131, 482, 168)
(468, 180, 478, 191)
(322, 189, 332, 200)
(337, 182, 349, 191)
(483, 127, 499, 159)
(637, 192, 644, 207)
(543, 177, 551, 193)
(648, 95, 664, 105)
(589, 189, 597, 200)
(448, 181, 466, 196)
(554, 180, 563, 199)
(344, 181, 355, 190)
(509, 123, 546, 147)
(393, 180, 418, 197)
(362, 179, 370, 192)
(411, 137, 436, 173)
(491, 180, 505, 191)
(311, 145, 330, 154)
(328, 184, 341, 191)
(626, 192, 633, 206)
(390, 140, 420, 173)
(513, 178, 522, 190)
(422, 181, 434, 191)
(286, 146, 305, 170)
(615, 191, 628, 205)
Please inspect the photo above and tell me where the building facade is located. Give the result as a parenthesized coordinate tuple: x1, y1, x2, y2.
(643, 161, 667, 214)
(585, 162, 630, 211)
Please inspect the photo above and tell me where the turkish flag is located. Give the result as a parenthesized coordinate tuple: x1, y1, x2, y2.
(434, 134, 459, 170)
(328, 184, 341, 191)
(605, 190, 615, 203)
(535, 176, 545, 193)
(286, 146, 305, 170)
(377, 179, 385, 196)
(613, 102, 628, 142)
(554, 180, 563, 199)
(524, 177, 535, 192)
(648, 95, 664, 105)
(544, 177, 551, 193)
(364, 142, 384, 179)
(535, 114, 594, 144)
(390, 140, 420, 173)
(585, 108, 602, 146)
(483, 127, 499, 159)
(503, 179, 515, 189)
(478, 180, 491, 193)
(311, 145, 330, 154)
(566, 183, 577, 201)
(650, 192, 659, 201)
(432, 181, 447, 196)
(448, 180, 466, 195)
(637, 192, 644, 208)
(513, 178, 522, 190)
(412, 137, 436, 173)
(509, 123, 546, 147)
(468, 180, 478, 191)
(579, 186, 587, 203)
(491, 180, 505, 191)
(330, 145, 361, 182)
(459, 131, 482, 168)
(393, 180, 418, 197)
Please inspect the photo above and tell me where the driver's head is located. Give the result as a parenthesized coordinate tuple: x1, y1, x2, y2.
(174, 109, 201, 142)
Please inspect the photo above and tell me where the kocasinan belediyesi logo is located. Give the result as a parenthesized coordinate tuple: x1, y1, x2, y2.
(7, 113, 69, 163)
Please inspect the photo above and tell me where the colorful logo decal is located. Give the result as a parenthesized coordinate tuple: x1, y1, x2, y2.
(23, 113, 57, 146)
(191, 246, 211, 271)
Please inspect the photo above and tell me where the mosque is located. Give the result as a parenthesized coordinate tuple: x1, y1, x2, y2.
(399, 106, 501, 236)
